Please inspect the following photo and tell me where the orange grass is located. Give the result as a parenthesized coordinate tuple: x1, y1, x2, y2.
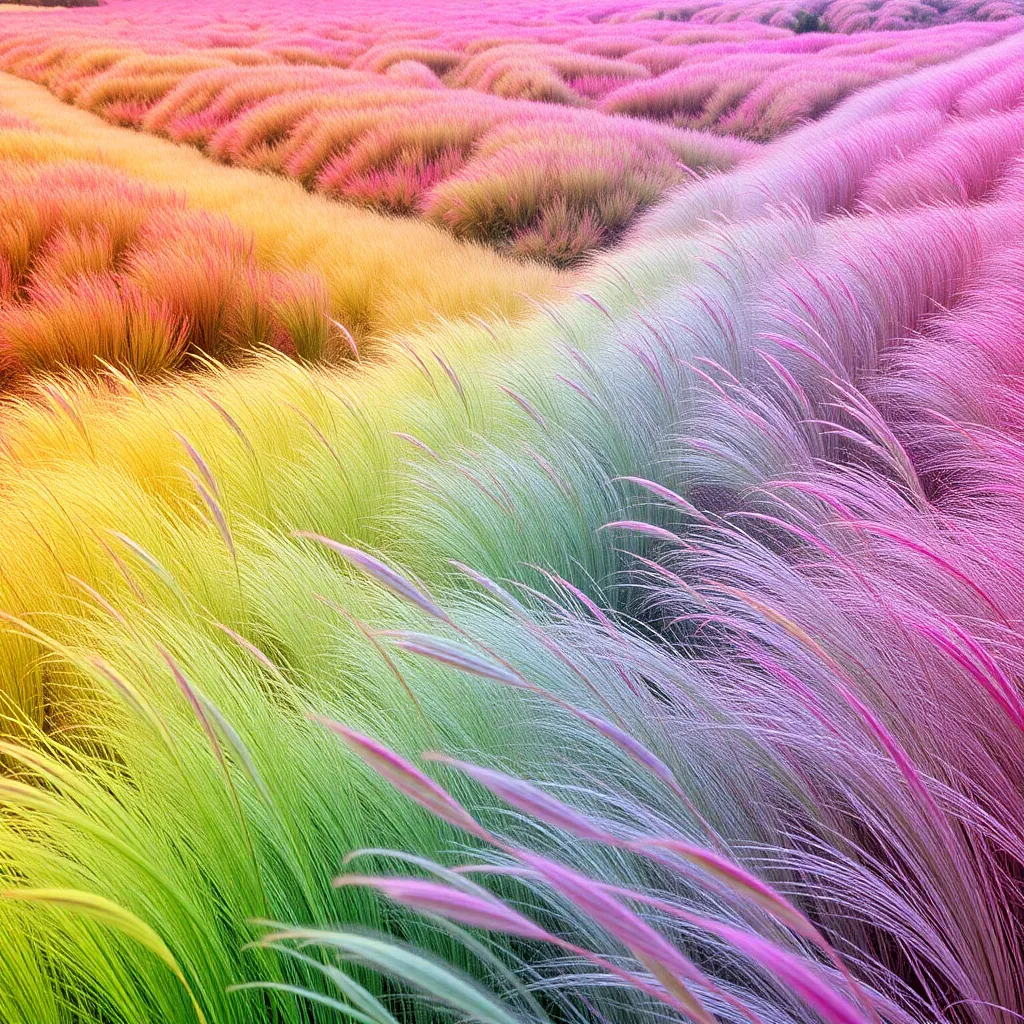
(0, 161, 334, 379)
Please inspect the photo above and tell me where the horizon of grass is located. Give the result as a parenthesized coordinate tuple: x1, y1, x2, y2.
(1, 0, 1017, 262)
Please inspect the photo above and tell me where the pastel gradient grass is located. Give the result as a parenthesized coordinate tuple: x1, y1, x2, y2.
(1, 12, 1024, 1024)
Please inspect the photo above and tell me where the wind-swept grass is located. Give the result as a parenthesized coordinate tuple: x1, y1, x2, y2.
(0, 18, 1023, 1024)
(248, 47, 1024, 1019)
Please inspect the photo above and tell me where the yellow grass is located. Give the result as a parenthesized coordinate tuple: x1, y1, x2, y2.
(0, 71, 566, 341)
(0, 70, 580, 728)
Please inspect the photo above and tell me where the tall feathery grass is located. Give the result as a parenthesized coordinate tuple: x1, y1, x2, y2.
(259, 40, 1024, 1022)
(0, 15, 1024, 1024)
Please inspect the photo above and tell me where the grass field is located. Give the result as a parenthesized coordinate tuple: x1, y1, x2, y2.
(1, 2, 1024, 1024)
(3, 0, 1019, 261)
